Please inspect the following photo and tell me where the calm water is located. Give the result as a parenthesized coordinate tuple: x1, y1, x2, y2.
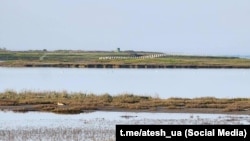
(0, 67, 250, 98)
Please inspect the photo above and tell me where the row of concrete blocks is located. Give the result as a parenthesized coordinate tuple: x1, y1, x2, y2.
(99, 54, 167, 60)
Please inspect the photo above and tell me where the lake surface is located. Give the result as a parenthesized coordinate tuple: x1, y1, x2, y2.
(1, 67, 250, 98)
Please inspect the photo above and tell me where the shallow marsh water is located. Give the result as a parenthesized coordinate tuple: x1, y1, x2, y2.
(0, 111, 249, 141)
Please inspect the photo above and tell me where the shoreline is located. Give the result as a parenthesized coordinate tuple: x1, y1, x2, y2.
(1, 105, 249, 115)
(1, 63, 250, 69)
(1, 51, 250, 69)
(0, 92, 249, 115)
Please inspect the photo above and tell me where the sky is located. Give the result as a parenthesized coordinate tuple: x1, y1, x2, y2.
(0, 0, 250, 55)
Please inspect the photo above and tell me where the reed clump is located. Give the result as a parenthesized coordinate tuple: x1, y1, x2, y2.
(0, 90, 249, 114)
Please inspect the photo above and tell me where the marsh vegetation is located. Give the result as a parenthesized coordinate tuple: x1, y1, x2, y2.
(0, 90, 249, 114)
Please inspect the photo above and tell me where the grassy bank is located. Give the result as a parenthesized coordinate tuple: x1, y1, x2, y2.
(1, 50, 250, 68)
(0, 90, 249, 114)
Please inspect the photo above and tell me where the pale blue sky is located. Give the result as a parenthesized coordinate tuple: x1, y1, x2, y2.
(0, 0, 250, 55)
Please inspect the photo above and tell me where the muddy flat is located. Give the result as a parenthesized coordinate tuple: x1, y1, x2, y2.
(1, 105, 249, 115)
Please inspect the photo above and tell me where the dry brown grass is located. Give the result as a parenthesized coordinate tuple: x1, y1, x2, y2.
(0, 90, 249, 114)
